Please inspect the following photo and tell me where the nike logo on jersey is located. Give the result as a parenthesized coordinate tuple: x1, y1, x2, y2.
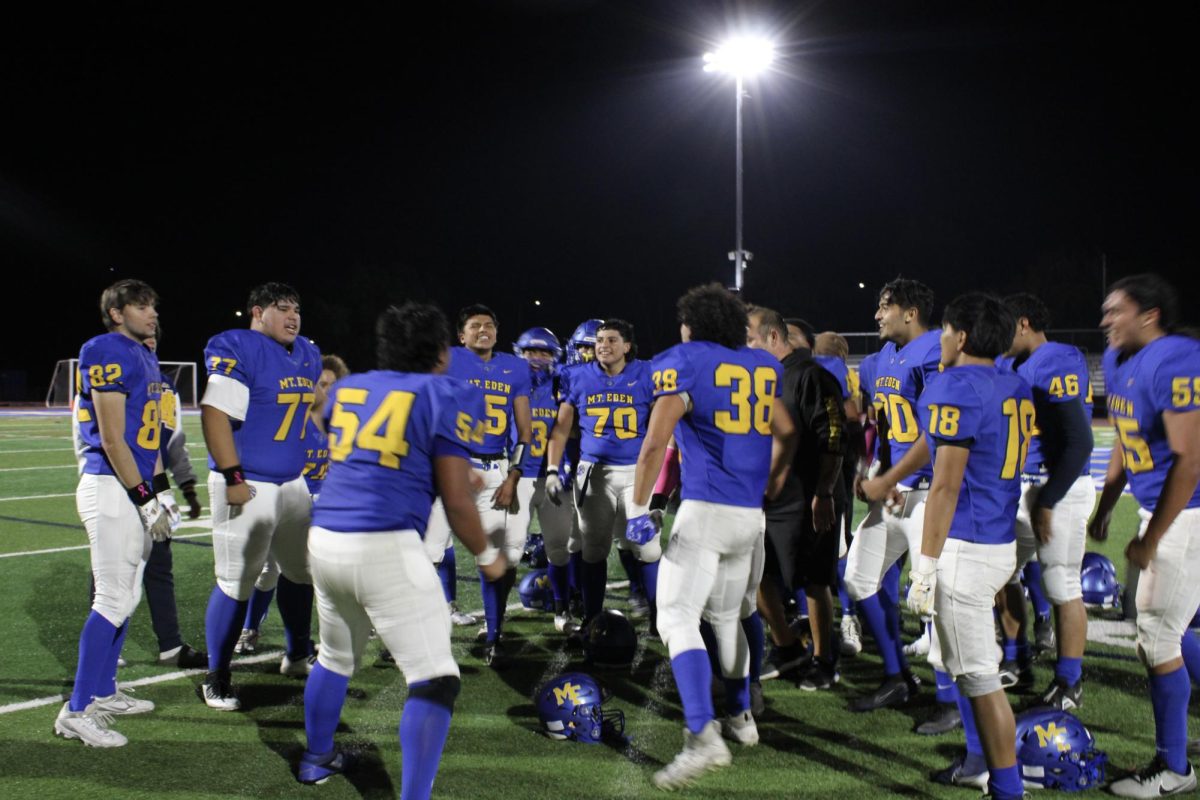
(503, 369, 513, 374)
(627, 381, 637, 387)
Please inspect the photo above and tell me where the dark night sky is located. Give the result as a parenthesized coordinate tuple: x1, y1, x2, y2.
(2, 1, 1197, 398)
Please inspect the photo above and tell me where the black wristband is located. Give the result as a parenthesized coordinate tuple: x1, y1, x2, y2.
(649, 492, 668, 512)
(816, 492, 833, 499)
(152, 473, 171, 494)
(220, 465, 247, 487)
(127, 481, 156, 506)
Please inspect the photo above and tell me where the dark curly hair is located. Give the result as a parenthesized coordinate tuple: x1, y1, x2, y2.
(676, 283, 748, 349)
(247, 282, 300, 317)
(879, 277, 935, 326)
(943, 293, 1016, 360)
(597, 318, 637, 359)
(377, 302, 451, 373)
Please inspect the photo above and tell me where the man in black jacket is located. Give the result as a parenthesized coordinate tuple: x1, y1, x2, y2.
(747, 306, 846, 690)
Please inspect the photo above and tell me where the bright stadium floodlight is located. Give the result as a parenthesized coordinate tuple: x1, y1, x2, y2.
(704, 35, 776, 292)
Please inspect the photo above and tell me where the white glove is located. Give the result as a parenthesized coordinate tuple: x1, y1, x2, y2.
(159, 491, 182, 534)
(545, 471, 563, 505)
(906, 555, 938, 617)
(136, 497, 172, 542)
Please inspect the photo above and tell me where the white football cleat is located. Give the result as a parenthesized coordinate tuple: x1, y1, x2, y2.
(90, 688, 154, 715)
(196, 674, 241, 711)
(721, 710, 759, 746)
(449, 603, 477, 627)
(653, 720, 733, 791)
(840, 615, 863, 657)
(1109, 759, 1196, 798)
(234, 628, 259, 655)
(55, 702, 127, 747)
(281, 653, 317, 677)
(903, 625, 931, 658)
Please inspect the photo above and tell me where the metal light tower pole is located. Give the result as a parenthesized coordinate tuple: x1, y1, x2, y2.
(705, 36, 774, 292)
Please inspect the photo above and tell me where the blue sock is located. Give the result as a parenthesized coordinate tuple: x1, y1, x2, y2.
(400, 688, 454, 800)
(742, 612, 765, 683)
(794, 588, 808, 615)
(837, 557, 855, 615)
(547, 562, 570, 607)
(1003, 636, 1019, 662)
(1023, 561, 1052, 619)
(618, 549, 643, 595)
(96, 621, 129, 698)
(1056, 656, 1083, 686)
(479, 569, 502, 643)
(243, 587, 276, 631)
(724, 676, 750, 715)
(276, 575, 315, 659)
(671, 649, 715, 734)
(699, 621, 721, 674)
(1150, 666, 1191, 774)
(437, 546, 457, 603)
(957, 690, 982, 756)
(882, 560, 902, 605)
(878, 581, 909, 671)
(640, 559, 660, 605)
(934, 669, 958, 704)
(70, 611, 119, 712)
(857, 593, 900, 675)
(988, 764, 1023, 800)
(304, 663, 350, 755)
(205, 586, 249, 673)
(568, 552, 582, 594)
(1181, 630, 1200, 685)
(581, 559, 607, 623)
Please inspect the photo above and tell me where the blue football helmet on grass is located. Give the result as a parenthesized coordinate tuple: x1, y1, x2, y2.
(521, 534, 548, 569)
(1080, 552, 1121, 608)
(1015, 708, 1107, 791)
(518, 569, 554, 612)
(535, 672, 625, 743)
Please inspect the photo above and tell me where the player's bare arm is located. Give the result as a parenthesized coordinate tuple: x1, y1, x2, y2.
(861, 431, 932, 504)
(201, 405, 252, 506)
(1087, 441, 1127, 542)
(632, 393, 686, 508)
(767, 399, 797, 501)
(1125, 408, 1200, 568)
(545, 401, 575, 471)
(93, 390, 145, 489)
(436, 454, 506, 582)
(492, 394, 532, 509)
(918, 442, 968, 562)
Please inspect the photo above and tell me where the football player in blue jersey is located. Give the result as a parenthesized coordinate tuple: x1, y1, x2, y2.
(1091, 275, 1200, 797)
(300, 301, 505, 796)
(510, 327, 580, 632)
(56, 279, 170, 746)
(849, 278, 942, 712)
(197, 282, 323, 710)
(566, 319, 602, 365)
(904, 293, 1033, 800)
(999, 294, 1095, 708)
(545, 319, 660, 630)
(626, 284, 796, 790)
(420, 304, 532, 667)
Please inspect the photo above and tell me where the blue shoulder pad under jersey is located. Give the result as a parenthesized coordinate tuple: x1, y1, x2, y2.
(203, 329, 323, 484)
(815, 355, 850, 399)
(565, 360, 655, 466)
(445, 348, 530, 455)
(1103, 336, 1200, 512)
(919, 365, 1033, 545)
(76, 333, 163, 480)
(1016, 342, 1093, 475)
(302, 426, 331, 495)
(651, 341, 781, 508)
(871, 330, 943, 487)
(313, 372, 484, 534)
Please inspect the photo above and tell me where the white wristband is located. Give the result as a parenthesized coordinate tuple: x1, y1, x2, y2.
(917, 555, 938, 574)
(547, 464, 559, 474)
(476, 544, 500, 567)
(628, 501, 651, 518)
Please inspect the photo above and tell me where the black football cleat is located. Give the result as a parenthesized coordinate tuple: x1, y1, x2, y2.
(850, 674, 909, 713)
(916, 702, 962, 735)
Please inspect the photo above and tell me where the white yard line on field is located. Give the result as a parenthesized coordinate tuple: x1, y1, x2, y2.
(0, 492, 76, 503)
(0, 523, 214, 558)
(0, 464, 77, 472)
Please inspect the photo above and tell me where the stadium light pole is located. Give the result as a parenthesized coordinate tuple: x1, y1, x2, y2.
(704, 36, 775, 292)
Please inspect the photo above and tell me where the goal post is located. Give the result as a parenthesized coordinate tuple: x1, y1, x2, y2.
(46, 359, 200, 409)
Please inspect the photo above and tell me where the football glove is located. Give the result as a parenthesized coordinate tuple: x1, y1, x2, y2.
(128, 481, 171, 542)
(159, 490, 182, 536)
(625, 513, 660, 546)
(906, 555, 938, 617)
(180, 480, 202, 519)
(545, 472, 563, 506)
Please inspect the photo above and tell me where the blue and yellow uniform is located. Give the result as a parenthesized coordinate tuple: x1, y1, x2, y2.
(203, 329, 323, 483)
(1103, 336, 1200, 511)
(303, 429, 331, 496)
(871, 329, 942, 487)
(565, 359, 655, 466)
(1010, 342, 1093, 477)
(77, 333, 163, 480)
(445, 347, 530, 456)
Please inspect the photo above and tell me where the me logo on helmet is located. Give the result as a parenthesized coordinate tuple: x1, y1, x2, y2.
(553, 682, 582, 706)
(1035, 722, 1072, 753)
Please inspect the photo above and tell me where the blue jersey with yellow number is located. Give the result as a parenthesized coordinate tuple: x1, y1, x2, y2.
(302, 427, 331, 495)
(518, 370, 559, 476)
(203, 329, 322, 483)
(565, 360, 655, 466)
(76, 333, 163, 480)
(919, 365, 1033, 545)
(872, 330, 942, 487)
(313, 371, 485, 534)
(1103, 336, 1200, 511)
(651, 341, 782, 508)
(445, 347, 530, 456)
(1008, 342, 1093, 476)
